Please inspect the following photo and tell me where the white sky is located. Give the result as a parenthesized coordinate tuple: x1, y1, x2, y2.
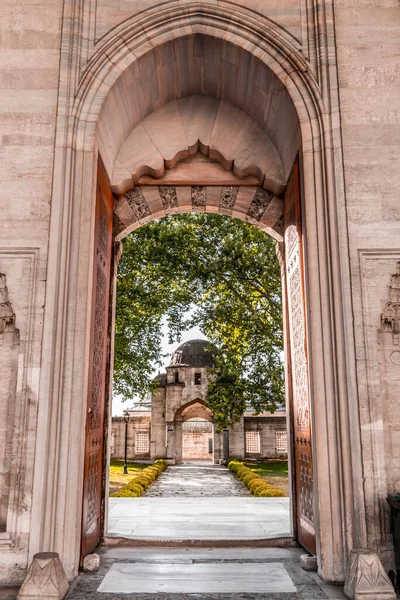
(111, 317, 206, 416)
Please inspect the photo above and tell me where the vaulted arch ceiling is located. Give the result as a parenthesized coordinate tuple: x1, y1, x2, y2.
(97, 33, 301, 196)
(111, 96, 286, 196)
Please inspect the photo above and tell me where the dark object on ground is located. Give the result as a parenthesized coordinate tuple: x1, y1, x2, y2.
(387, 494, 400, 593)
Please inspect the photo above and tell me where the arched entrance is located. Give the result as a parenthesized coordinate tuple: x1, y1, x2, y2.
(29, 1, 365, 586)
(182, 419, 213, 462)
(175, 400, 214, 464)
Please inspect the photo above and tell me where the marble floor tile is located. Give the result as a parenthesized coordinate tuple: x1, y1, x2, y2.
(107, 497, 292, 540)
(97, 561, 297, 593)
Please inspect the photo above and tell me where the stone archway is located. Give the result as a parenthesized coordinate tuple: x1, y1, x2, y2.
(28, 0, 365, 586)
(172, 400, 214, 464)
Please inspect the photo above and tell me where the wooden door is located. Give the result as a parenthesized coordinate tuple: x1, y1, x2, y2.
(284, 162, 316, 555)
(81, 160, 113, 558)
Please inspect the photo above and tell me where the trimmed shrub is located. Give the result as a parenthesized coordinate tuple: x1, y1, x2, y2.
(248, 479, 269, 492)
(228, 461, 241, 473)
(242, 473, 262, 486)
(111, 460, 168, 497)
(134, 476, 151, 489)
(111, 487, 141, 498)
(253, 484, 272, 496)
(229, 460, 286, 498)
(258, 489, 285, 497)
(236, 466, 249, 478)
(126, 482, 145, 494)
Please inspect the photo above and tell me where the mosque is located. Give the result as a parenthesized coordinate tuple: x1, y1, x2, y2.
(111, 339, 288, 464)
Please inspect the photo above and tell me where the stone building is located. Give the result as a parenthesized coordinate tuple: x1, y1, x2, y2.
(0, 0, 399, 596)
(111, 339, 288, 464)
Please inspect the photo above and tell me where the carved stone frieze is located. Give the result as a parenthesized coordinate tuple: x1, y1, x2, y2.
(159, 186, 178, 210)
(125, 189, 150, 220)
(247, 189, 274, 221)
(114, 184, 285, 241)
(0, 273, 18, 335)
(191, 186, 206, 207)
(220, 186, 239, 212)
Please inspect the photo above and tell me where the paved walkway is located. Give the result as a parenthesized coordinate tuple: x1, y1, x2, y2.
(107, 463, 291, 540)
(107, 496, 291, 539)
(145, 462, 250, 497)
(66, 547, 346, 599)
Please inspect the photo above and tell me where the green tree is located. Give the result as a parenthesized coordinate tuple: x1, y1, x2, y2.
(114, 212, 284, 428)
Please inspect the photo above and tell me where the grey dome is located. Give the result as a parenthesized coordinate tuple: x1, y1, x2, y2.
(170, 339, 217, 368)
(153, 373, 167, 387)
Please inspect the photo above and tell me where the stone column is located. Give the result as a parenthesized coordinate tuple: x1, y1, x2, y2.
(222, 428, 230, 463)
(174, 420, 183, 464)
(165, 422, 174, 461)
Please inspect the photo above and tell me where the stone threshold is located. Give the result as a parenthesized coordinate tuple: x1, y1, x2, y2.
(102, 536, 297, 548)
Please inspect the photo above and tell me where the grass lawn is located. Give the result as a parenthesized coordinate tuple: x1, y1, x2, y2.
(109, 459, 149, 495)
(244, 460, 289, 496)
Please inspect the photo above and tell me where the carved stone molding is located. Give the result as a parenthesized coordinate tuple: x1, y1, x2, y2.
(0, 249, 38, 566)
(0, 272, 19, 338)
(113, 186, 284, 241)
(124, 189, 150, 221)
(18, 552, 69, 600)
(379, 261, 400, 343)
(344, 549, 396, 599)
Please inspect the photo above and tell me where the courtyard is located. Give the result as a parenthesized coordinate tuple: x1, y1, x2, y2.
(107, 462, 291, 541)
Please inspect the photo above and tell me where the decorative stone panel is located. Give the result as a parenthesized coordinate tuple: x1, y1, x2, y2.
(159, 186, 178, 210)
(220, 186, 239, 213)
(380, 262, 400, 342)
(191, 186, 206, 208)
(247, 189, 274, 221)
(125, 189, 150, 220)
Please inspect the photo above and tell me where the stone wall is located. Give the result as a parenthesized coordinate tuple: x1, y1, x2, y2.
(94, 0, 302, 44)
(228, 415, 288, 461)
(114, 412, 287, 463)
(182, 422, 213, 460)
(111, 415, 151, 460)
(245, 416, 288, 460)
(0, 0, 63, 583)
(334, 0, 400, 563)
(150, 387, 167, 460)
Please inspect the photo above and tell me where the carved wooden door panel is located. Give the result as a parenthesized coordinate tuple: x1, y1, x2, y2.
(284, 162, 316, 555)
(81, 160, 113, 558)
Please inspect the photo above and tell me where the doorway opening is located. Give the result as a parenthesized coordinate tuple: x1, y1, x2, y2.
(106, 202, 296, 545)
(182, 419, 213, 463)
(67, 20, 347, 577)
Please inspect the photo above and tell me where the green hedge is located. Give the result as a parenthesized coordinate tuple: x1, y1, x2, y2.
(228, 460, 285, 497)
(111, 459, 168, 497)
